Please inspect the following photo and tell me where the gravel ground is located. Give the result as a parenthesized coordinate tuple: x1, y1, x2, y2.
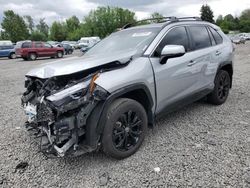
(0, 45, 249, 188)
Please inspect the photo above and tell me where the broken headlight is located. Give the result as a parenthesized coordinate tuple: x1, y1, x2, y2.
(47, 80, 91, 102)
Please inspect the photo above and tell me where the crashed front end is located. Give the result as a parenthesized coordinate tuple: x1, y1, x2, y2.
(21, 73, 108, 157)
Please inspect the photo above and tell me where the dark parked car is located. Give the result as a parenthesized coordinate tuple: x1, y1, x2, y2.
(0, 45, 16, 59)
(15, 41, 64, 61)
(80, 46, 91, 53)
(62, 44, 74, 55)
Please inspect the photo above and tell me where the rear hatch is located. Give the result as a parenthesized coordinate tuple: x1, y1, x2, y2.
(15, 41, 31, 55)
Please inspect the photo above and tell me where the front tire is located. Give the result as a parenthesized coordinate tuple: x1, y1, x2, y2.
(102, 98, 147, 159)
(57, 51, 63, 58)
(207, 70, 231, 105)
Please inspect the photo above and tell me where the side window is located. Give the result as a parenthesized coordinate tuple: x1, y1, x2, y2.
(209, 27, 223, 45)
(189, 26, 211, 50)
(1, 46, 10, 50)
(5, 45, 14, 50)
(35, 42, 43, 48)
(22, 42, 31, 48)
(207, 27, 216, 46)
(44, 43, 52, 48)
(154, 27, 189, 57)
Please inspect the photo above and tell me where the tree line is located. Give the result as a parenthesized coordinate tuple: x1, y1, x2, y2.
(216, 9, 250, 33)
(0, 7, 136, 43)
(200, 5, 250, 34)
(0, 6, 250, 43)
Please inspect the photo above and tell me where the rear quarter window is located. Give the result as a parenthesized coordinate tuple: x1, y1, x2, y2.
(22, 42, 31, 48)
(189, 26, 211, 50)
(209, 27, 223, 45)
(35, 42, 43, 48)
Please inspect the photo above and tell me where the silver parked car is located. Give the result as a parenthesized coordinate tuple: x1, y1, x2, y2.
(232, 36, 246, 44)
(22, 17, 234, 159)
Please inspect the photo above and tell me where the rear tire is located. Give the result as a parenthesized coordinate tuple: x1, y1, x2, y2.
(29, 53, 37, 61)
(57, 51, 63, 58)
(102, 98, 147, 159)
(207, 70, 231, 105)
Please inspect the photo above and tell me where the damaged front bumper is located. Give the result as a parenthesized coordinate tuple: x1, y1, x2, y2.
(22, 75, 108, 157)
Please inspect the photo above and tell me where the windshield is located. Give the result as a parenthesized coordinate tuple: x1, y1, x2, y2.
(79, 39, 89, 43)
(85, 27, 160, 56)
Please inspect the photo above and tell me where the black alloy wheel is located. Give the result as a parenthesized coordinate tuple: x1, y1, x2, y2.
(217, 71, 230, 101)
(102, 98, 147, 159)
(207, 70, 231, 105)
(112, 110, 143, 152)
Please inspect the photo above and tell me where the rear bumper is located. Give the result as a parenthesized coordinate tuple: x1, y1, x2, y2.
(16, 55, 24, 58)
(15, 50, 28, 58)
(16, 53, 28, 58)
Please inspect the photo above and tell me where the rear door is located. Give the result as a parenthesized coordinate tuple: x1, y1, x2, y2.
(186, 25, 216, 90)
(34, 42, 43, 56)
(206, 26, 225, 87)
(16, 42, 31, 56)
(149, 26, 202, 114)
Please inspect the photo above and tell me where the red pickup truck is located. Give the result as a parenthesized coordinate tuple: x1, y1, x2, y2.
(15, 41, 64, 61)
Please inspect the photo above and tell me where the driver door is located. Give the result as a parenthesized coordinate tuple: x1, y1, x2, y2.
(149, 26, 201, 114)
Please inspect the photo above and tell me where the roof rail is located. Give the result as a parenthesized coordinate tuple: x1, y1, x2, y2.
(121, 16, 202, 30)
(122, 17, 178, 29)
(177, 17, 202, 21)
(161, 16, 202, 27)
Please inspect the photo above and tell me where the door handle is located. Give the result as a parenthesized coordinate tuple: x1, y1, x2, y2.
(188, 60, 196, 66)
(216, 51, 222, 56)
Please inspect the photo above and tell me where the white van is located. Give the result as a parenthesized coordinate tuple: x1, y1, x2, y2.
(78, 37, 100, 49)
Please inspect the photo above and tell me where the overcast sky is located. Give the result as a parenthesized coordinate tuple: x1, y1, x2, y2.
(0, 0, 249, 26)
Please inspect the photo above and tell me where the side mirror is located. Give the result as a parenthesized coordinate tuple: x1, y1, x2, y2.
(160, 45, 185, 64)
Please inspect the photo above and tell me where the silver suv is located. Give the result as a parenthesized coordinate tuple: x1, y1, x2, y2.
(22, 17, 234, 159)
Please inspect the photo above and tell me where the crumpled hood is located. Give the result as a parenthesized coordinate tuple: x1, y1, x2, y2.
(26, 50, 137, 79)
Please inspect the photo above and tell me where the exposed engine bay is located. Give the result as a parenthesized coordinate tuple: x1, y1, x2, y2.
(21, 61, 127, 157)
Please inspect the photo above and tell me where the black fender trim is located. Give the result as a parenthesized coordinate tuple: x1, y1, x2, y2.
(97, 83, 154, 133)
(217, 61, 233, 73)
(85, 102, 104, 149)
(85, 83, 154, 148)
(216, 61, 233, 87)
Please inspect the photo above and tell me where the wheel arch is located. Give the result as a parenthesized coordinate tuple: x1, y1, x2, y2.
(118, 88, 154, 126)
(98, 83, 154, 130)
(84, 83, 154, 149)
(56, 50, 64, 57)
(217, 62, 233, 88)
(28, 51, 38, 56)
(8, 51, 15, 58)
(57, 50, 64, 54)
